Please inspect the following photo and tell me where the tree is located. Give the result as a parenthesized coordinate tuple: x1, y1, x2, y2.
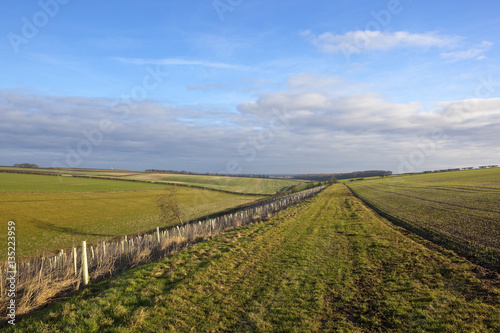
(13, 163, 39, 168)
(328, 176, 339, 184)
(156, 187, 183, 225)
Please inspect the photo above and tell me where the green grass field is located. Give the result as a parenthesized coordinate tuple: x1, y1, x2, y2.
(7, 185, 499, 332)
(346, 168, 500, 271)
(0, 173, 162, 193)
(0, 173, 261, 259)
(117, 173, 298, 194)
(154, 174, 298, 194)
(0, 167, 300, 195)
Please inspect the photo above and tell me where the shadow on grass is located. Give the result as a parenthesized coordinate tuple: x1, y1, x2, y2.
(31, 219, 116, 237)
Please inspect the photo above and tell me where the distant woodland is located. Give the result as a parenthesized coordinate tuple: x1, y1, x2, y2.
(291, 170, 393, 181)
(13, 163, 40, 168)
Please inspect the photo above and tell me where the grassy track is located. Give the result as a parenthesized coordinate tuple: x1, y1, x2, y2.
(0, 173, 260, 259)
(346, 168, 500, 271)
(8, 185, 500, 332)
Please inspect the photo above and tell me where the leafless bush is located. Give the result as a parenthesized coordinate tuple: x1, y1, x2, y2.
(156, 187, 183, 225)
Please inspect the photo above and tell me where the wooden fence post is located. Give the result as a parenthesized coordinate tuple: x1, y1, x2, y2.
(59, 249, 64, 269)
(157, 227, 161, 245)
(0, 267, 3, 297)
(123, 236, 128, 260)
(73, 247, 77, 276)
(82, 241, 89, 286)
(37, 260, 44, 283)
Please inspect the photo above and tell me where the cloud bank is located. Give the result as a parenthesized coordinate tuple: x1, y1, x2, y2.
(1, 73, 500, 173)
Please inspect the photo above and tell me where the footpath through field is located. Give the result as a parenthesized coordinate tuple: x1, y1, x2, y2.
(7, 184, 500, 332)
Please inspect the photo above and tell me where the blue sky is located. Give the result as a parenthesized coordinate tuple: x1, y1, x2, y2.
(1, 0, 500, 173)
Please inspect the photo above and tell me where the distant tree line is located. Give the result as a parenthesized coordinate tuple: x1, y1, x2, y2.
(13, 163, 39, 168)
(145, 169, 394, 181)
(291, 170, 393, 181)
(145, 169, 272, 179)
(417, 165, 498, 175)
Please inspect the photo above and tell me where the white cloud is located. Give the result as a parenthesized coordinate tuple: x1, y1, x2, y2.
(186, 83, 226, 91)
(236, 88, 500, 171)
(286, 73, 376, 97)
(113, 57, 248, 70)
(303, 30, 492, 63)
(238, 91, 424, 133)
(287, 72, 344, 91)
(434, 98, 500, 126)
(441, 41, 493, 61)
(302, 30, 460, 54)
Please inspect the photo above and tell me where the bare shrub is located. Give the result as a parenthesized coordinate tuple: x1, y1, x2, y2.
(156, 187, 184, 225)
